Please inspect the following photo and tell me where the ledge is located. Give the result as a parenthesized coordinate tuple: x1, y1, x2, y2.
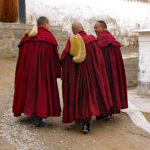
(135, 29, 150, 33)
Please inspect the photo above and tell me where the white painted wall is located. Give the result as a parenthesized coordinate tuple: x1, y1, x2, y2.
(137, 30, 150, 95)
(26, 0, 150, 35)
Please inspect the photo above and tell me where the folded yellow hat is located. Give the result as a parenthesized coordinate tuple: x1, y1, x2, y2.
(70, 34, 86, 63)
(28, 26, 38, 38)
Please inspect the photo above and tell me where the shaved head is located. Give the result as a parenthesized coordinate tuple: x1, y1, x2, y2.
(72, 22, 83, 34)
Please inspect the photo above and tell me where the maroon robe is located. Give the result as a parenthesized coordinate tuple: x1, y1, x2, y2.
(97, 30, 128, 113)
(60, 30, 113, 123)
(13, 26, 61, 117)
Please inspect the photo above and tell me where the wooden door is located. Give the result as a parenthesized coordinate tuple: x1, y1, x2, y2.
(0, 0, 4, 21)
(0, 0, 18, 22)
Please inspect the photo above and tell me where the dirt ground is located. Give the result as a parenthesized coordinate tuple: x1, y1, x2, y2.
(0, 57, 150, 150)
(143, 112, 150, 123)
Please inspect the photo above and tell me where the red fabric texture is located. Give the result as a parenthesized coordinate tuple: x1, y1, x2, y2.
(60, 30, 113, 123)
(97, 30, 128, 113)
(13, 26, 61, 117)
(76, 117, 92, 123)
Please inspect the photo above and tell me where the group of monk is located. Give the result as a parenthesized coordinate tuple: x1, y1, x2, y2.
(12, 16, 128, 133)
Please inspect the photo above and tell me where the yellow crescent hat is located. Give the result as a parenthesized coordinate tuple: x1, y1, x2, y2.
(28, 26, 38, 38)
(70, 34, 86, 63)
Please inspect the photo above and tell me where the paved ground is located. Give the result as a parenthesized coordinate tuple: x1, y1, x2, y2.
(128, 88, 150, 113)
(0, 57, 150, 150)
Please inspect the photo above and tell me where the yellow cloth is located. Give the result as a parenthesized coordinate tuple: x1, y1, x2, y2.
(70, 34, 86, 63)
(28, 26, 38, 38)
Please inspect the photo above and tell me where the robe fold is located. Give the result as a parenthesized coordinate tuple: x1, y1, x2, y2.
(97, 30, 128, 113)
(13, 26, 61, 117)
(60, 30, 113, 123)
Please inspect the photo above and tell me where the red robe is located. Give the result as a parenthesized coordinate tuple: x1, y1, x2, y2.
(97, 30, 128, 113)
(60, 30, 113, 123)
(13, 26, 61, 117)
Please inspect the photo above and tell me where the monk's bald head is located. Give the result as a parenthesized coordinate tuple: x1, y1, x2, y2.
(72, 22, 83, 34)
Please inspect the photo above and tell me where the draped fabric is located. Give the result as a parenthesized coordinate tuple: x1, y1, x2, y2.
(13, 26, 61, 117)
(60, 30, 113, 123)
(97, 30, 128, 113)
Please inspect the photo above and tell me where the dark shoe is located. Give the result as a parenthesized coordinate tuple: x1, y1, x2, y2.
(34, 116, 45, 127)
(96, 114, 112, 121)
(81, 121, 90, 133)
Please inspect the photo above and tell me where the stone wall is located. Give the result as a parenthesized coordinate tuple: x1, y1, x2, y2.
(91, 16, 140, 47)
(114, 32, 139, 47)
(0, 23, 69, 57)
(0, 21, 139, 57)
(50, 26, 69, 56)
(106, 19, 139, 47)
(124, 56, 138, 87)
(0, 23, 138, 87)
(0, 23, 31, 57)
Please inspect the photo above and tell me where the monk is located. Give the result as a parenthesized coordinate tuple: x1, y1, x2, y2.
(60, 22, 113, 133)
(94, 20, 128, 119)
(13, 16, 61, 127)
